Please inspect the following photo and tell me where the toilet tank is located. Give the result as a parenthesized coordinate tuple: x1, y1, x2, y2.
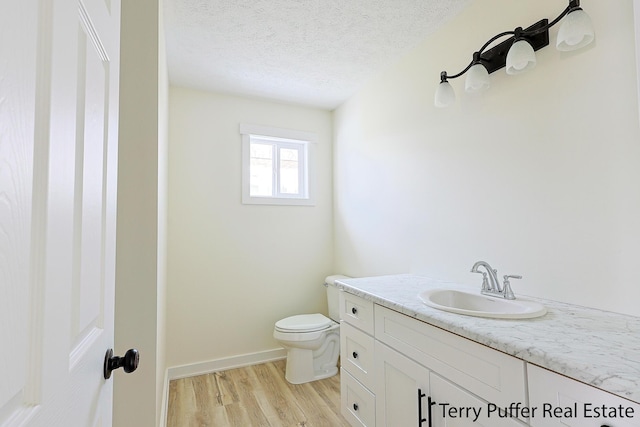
(325, 275, 349, 322)
(326, 285, 340, 322)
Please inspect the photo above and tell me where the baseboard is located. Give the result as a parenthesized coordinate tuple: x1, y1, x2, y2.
(166, 348, 287, 381)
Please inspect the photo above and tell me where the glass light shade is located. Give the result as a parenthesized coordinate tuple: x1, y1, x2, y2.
(465, 63, 490, 93)
(556, 9, 595, 51)
(505, 40, 536, 75)
(434, 81, 456, 108)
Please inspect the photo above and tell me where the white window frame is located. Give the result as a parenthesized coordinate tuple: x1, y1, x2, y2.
(240, 123, 317, 206)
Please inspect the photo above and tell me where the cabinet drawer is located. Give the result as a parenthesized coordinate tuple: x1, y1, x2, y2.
(528, 364, 640, 427)
(341, 322, 375, 390)
(374, 304, 526, 409)
(340, 292, 374, 335)
(341, 368, 375, 427)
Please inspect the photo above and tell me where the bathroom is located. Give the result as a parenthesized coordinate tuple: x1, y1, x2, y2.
(114, 0, 640, 425)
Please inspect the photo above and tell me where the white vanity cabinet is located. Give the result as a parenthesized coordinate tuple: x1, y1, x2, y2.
(374, 305, 527, 411)
(337, 277, 640, 427)
(374, 304, 528, 427)
(375, 338, 527, 427)
(339, 290, 529, 427)
(528, 364, 640, 427)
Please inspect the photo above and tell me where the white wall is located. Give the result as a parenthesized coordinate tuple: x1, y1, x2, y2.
(334, 0, 640, 316)
(166, 88, 334, 368)
(115, 0, 166, 425)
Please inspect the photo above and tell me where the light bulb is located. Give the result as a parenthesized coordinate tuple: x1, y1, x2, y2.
(556, 9, 595, 51)
(506, 40, 536, 75)
(465, 63, 490, 93)
(434, 81, 456, 108)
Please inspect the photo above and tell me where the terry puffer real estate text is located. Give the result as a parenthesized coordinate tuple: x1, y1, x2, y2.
(437, 402, 635, 422)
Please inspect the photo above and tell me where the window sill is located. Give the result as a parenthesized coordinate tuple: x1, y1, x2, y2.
(242, 195, 316, 206)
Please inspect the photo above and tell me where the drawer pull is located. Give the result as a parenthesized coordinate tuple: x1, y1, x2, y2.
(353, 403, 359, 411)
(418, 389, 435, 427)
(351, 307, 358, 315)
(352, 351, 358, 359)
(418, 389, 426, 426)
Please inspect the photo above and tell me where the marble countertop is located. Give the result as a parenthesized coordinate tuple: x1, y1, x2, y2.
(334, 274, 640, 404)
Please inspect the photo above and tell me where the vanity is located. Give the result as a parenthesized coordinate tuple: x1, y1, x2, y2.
(335, 274, 640, 427)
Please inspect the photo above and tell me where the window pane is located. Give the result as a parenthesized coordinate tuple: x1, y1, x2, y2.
(249, 143, 273, 196)
(279, 147, 299, 194)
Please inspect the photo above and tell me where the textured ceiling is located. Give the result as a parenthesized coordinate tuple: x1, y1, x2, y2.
(164, 0, 471, 110)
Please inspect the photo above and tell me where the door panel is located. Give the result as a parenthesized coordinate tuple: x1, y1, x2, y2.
(0, 0, 38, 424)
(375, 341, 431, 427)
(0, 0, 120, 425)
(71, 6, 108, 355)
(528, 364, 640, 427)
(430, 374, 527, 427)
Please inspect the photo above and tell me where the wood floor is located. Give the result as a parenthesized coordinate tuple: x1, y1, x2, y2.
(167, 359, 351, 427)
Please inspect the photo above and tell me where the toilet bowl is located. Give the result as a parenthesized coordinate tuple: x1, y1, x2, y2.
(274, 313, 340, 384)
(273, 276, 346, 384)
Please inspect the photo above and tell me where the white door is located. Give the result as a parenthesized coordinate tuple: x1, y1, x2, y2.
(528, 364, 640, 427)
(375, 341, 431, 427)
(0, 0, 121, 425)
(430, 374, 528, 427)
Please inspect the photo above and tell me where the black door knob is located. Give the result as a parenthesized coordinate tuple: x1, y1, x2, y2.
(104, 348, 139, 379)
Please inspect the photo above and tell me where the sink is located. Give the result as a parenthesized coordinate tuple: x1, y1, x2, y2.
(418, 289, 547, 319)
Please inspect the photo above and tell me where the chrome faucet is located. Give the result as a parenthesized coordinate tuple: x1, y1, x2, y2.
(470, 261, 501, 292)
(470, 261, 521, 300)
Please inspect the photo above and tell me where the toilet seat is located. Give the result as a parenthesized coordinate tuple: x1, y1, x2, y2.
(275, 313, 333, 333)
(273, 310, 341, 384)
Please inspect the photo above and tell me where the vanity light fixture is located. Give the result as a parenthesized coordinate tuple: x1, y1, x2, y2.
(434, 0, 595, 108)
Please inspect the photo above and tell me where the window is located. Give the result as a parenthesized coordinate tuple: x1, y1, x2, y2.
(240, 124, 316, 205)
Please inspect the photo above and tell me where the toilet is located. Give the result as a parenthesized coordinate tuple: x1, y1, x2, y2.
(273, 277, 345, 384)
